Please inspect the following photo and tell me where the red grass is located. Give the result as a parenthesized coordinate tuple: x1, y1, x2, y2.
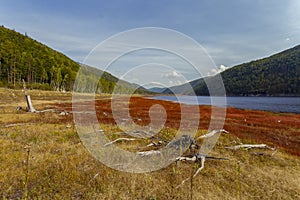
(57, 96, 300, 156)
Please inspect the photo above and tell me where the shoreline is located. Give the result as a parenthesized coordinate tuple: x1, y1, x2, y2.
(148, 95, 300, 114)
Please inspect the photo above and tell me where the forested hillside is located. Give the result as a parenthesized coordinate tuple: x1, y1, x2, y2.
(76, 65, 151, 94)
(164, 44, 300, 96)
(0, 25, 79, 91)
(0, 26, 149, 94)
(221, 44, 300, 96)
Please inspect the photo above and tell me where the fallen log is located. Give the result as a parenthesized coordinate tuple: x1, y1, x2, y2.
(225, 144, 275, 151)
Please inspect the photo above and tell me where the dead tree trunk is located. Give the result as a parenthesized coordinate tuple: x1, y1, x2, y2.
(22, 79, 36, 112)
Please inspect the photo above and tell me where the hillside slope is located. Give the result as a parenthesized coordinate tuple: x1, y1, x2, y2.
(0, 25, 149, 94)
(0, 25, 79, 91)
(164, 45, 300, 96)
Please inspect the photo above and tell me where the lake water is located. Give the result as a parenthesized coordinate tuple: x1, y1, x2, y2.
(150, 96, 300, 114)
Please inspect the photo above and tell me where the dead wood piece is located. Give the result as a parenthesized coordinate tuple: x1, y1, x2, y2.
(104, 138, 139, 146)
(4, 123, 33, 128)
(225, 144, 275, 151)
(22, 79, 36, 113)
(175, 156, 206, 189)
(139, 141, 164, 149)
(37, 109, 58, 113)
(176, 155, 197, 162)
(196, 129, 229, 140)
(136, 150, 161, 157)
(175, 153, 230, 188)
(176, 154, 229, 163)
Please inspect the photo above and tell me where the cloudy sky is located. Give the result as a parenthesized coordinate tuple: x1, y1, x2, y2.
(1, 0, 300, 87)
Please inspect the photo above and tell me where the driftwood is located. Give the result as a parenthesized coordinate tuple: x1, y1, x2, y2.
(105, 129, 229, 156)
(107, 129, 230, 188)
(103, 129, 231, 188)
(225, 144, 275, 151)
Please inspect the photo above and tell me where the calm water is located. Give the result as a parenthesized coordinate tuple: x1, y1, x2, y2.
(150, 96, 300, 114)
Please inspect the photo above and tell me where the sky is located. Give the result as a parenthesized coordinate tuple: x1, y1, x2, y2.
(1, 0, 300, 88)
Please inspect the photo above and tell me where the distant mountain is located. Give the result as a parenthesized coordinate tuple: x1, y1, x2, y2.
(77, 64, 151, 94)
(164, 44, 300, 96)
(148, 87, 166, 93)
(0, 25, 149, 94)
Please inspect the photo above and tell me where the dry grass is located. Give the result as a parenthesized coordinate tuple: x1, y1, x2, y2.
(0, 88, 299, 199)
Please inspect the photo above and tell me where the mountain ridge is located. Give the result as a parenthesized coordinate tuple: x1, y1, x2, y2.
(163, 44, 300, 96)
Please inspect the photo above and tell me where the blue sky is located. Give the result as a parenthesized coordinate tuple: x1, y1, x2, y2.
(1, 0, 300, 87)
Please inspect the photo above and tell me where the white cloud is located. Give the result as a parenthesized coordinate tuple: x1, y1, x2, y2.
(162, 71, 181, 78)
(207, 64, 230, 76)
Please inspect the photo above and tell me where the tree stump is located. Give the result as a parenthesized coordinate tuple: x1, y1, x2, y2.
(22, 79, 36, 112)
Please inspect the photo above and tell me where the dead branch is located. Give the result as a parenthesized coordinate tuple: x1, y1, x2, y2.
(175, 153, 229, 188)
(175, 155, 206, 189)
(196, 129, 229, 140)
(104, 138, 139, 146)
(176, 154, 229, 163)
(136, 150, 161, 157)
(225, 144, 275, 151)
(41, 109, 59, 113)
(4, 123, 34, 128)
(117, 130, 155, 138)
(176, 155, 197, 162)
(139, 140, 164, 149)
(192, 156, 205, 178)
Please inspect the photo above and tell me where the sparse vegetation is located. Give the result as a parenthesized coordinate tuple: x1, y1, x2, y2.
(0, 88, 299, 199)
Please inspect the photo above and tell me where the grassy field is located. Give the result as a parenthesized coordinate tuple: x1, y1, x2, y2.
(0, 88, 299, 199)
